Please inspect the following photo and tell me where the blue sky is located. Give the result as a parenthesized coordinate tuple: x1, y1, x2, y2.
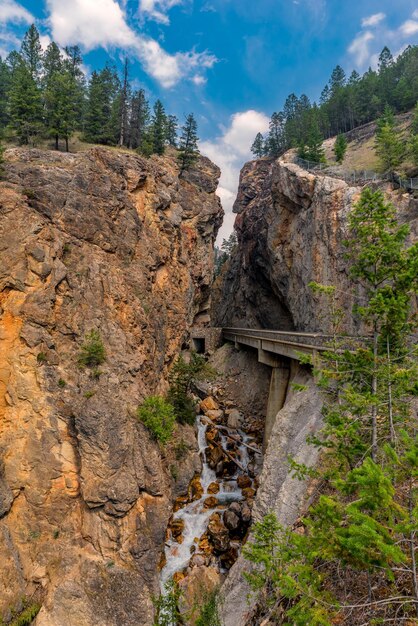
(1, 0, 418, 238)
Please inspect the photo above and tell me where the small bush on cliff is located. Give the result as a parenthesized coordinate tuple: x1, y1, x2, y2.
(153, 578, 184, 625)
(168, 353, 215, 425)
(9, 603, 41, 626)
(78, 330, 106, 367)
(195, 589, 222, 626)
(137, 396, 176, 445)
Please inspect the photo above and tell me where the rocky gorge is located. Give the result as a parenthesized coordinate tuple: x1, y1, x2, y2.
(1, 144, 417, 625)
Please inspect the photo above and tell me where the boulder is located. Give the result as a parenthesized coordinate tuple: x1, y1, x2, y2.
(207, 482, 220, 494)
(188, 475, 203, 501)
(237, 474, 252, 489)
(203, 496, 219, 509)
(227, 409, 243, 429)
(200, 397, 219, 413)
(223, 510, 240, 532)
(207, 514, 230, 553)
(241, 487, 256, 500)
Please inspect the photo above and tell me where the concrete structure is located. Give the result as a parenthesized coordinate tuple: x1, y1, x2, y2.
(221, 328, 359, 449)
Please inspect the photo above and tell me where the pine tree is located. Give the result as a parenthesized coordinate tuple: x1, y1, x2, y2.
(151, 100, 167, 155)
(8, 55, 43, 145)
(166, 115, 178, 147)
(177, 113, 199, 173)
(267, 112, 285, 157)
(375, 106, 403, 171)
(0, 58, 11, 131)
(44, 69, 78, 151)
(333, 133, 347, 163)
(128, 89, 150, 150)
(251, 132, 264, 158)
(20, 24, 42, 83)
(84, 66, 119, 144)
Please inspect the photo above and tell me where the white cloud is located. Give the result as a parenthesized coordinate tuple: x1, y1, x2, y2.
(0, 0, 33, 24)
(200, 110, 270, 242)
(348, 9, 418, 69)
(348, 30, 374, 66)
(399, 19, 418, 36)
(138, 0, 184, 25)
(192, 74, 207, 86)
(45, 0, 216, 88)
(361, 13, 385, 28)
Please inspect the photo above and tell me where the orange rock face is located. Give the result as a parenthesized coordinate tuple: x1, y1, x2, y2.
(0, 146, 222, 626)
(200, 396, 219, 413)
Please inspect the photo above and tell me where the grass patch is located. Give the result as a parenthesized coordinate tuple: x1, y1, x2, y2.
(78, 330, 106, 368)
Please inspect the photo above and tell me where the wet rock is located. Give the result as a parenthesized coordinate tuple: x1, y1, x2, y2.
(205, 426, 220, 443)
(220, 545, 239, 570)
(203, 496, 219, 509)
(173, 571, 186, 584)
(189, 553, 207, 568)
(170, 519, 185, 543)
(207, 514, 230, 553)
(241, 502, 252, 523)
(173, 495, 188, 512)
(205, 409, 224, 422)
(207, 482, 220, 494)
(242, 487, 256, 500)
(227, 409, 243, 429)
(200, 396, 219, 414)
(206, 445, 224, 470)
(188, 475, 203, 501)
(237, 474, 252, 489)
(223, 510, 240, 532)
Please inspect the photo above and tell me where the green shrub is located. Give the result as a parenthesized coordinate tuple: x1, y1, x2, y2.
(168, 353, 215, 425)
(83, 390, 96, 399)
(137, 396, 175, 445)
(37, 352, 47, 364)
(174, 438, 189, 460)
(58, 378, 66, 388)
(78, 330, 106, 367)
(10, 603, 41, 626)
(195, 590, 222, 626)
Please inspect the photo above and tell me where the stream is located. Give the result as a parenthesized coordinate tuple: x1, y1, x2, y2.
(160, 413, 253, 586)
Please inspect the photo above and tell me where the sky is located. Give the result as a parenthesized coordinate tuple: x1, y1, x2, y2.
(1, 0, 418, 241)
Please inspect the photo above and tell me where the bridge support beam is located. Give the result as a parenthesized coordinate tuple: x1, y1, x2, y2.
(263, 358, 291, 451)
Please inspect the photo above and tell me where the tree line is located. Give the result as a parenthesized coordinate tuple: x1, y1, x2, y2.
(251, 45, 418, 163)
(0, 25, 200, 171)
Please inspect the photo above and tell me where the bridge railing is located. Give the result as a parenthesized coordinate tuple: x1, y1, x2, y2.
(222, 328, 366, 352)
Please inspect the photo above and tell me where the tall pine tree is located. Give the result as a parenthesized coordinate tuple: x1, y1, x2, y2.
(178, 113, 199, 173)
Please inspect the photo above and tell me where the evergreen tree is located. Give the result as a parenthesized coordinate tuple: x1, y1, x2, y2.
(84, 66, 119, 144)
(166, 114, 178, 147)
(44, 68, 78, 151)
(266, 112, 285, 156)
(298, 116, 325, 163)
(251, 132, 265, 158)
(20, 24, 42, 83)
(151, 99, 167, 155)
(8, 55, 43, 144)
(177, 113, 199, 173)
(0, 58, 11, 131)
(375, 106, 403, 171)
(129, 89, 150, 150)
(333, 133, 347, 163)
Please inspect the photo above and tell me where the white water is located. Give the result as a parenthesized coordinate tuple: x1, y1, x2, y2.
(160, 415, 251, 586)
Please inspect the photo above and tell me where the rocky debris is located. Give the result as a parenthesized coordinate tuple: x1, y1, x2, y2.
(0, 146, 223, 625)
(203, 496, 219, 509)
(237, 474, 252, 489)
(241, 487, 256, 500)
(207, 482, 220, 494)
(188, 475, 204, 501)
(200, 396, 219, 413)
(226, 409, 243, 429)
(207, 513, 230, 553)
(169, 519, 185, 543)
(206, 409, 224, 422)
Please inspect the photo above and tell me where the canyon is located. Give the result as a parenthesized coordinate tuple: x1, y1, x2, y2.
(0, 144, 417, 625)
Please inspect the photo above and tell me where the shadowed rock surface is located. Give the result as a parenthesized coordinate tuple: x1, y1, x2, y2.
(0, 147, 222, 625)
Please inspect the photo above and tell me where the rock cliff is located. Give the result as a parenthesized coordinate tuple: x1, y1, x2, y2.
(213, 155, 418, 625)
(0, 147, 222, 625)
(213, 156, 418, 333)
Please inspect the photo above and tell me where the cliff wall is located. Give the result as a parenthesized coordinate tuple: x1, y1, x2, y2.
(213, 156, 418, 333)
(0, 147, 222, 625)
